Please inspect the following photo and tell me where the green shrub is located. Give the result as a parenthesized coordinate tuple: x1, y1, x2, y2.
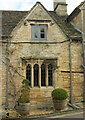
(17, 79, 30, 103)
(52, 88, 68, 100)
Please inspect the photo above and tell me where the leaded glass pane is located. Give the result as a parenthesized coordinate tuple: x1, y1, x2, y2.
(48, 64, 53, 86)
(34, 64, 39, 86)
(41, 64, 46, 86)
(26, 64, 31, 86)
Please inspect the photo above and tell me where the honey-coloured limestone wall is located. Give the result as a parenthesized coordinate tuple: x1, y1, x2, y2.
(2, 40, 83, 109)
(2, 3, 84, 110)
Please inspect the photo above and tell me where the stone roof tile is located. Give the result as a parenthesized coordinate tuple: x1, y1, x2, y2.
(2, 11, 28, 36)
(49, 11, 81, 39)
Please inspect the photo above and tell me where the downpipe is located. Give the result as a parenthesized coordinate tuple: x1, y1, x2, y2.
(5, 39, 9, 110)
(68, 38, 81, 109)
(69, 25, 85, 109)
(69, 39, 72, 104)
(73, 26, 85, 102)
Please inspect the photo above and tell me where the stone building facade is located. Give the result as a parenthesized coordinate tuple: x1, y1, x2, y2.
(1, 0, 84, 110)
(67, 1, 85, 104)
(67, 1, 85, 55)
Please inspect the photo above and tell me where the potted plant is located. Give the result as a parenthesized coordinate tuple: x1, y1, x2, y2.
(16, 79, 30, 115)
(51, 88, 68, 110)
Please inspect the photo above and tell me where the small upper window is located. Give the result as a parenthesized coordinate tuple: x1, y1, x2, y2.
(31, 25, 47, 40)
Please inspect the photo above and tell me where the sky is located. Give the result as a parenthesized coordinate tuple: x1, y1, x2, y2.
(0, 0, 84, 15)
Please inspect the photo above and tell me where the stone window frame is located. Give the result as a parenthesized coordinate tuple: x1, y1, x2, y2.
(22, 58, 57, 88)
(26, 63, 53, 88)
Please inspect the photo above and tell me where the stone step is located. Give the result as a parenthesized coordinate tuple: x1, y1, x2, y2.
(30, 96, 53, 110)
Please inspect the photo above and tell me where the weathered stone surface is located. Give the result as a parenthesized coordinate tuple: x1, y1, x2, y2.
(1, 2, 84, 110)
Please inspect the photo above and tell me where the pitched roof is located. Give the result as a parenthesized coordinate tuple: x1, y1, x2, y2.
(2, 2, 82, 39)
(67, 1, 85, 22)
(49, 11, 81, 39)
(2, 11, 28, 37)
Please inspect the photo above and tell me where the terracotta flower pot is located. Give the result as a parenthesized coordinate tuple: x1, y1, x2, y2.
(16, 103, 30, 115)
(53, 99, 67, 110)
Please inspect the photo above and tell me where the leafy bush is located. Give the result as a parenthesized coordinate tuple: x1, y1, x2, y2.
(52, 88, 68, 100)
(17, 79, 30, 103)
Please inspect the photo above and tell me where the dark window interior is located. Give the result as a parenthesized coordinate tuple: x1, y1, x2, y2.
(26, 64, 31, 86)
(40, 28, 45, 38)
(34, 64, 39, 86)
(26, 63, 53, 87)
(48, 64, 53, 86)
(41, 64, 46, 86)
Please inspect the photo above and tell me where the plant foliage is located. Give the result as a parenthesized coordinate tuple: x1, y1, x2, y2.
(17, 79, 30, 103)
(52, 88, 68, 100)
